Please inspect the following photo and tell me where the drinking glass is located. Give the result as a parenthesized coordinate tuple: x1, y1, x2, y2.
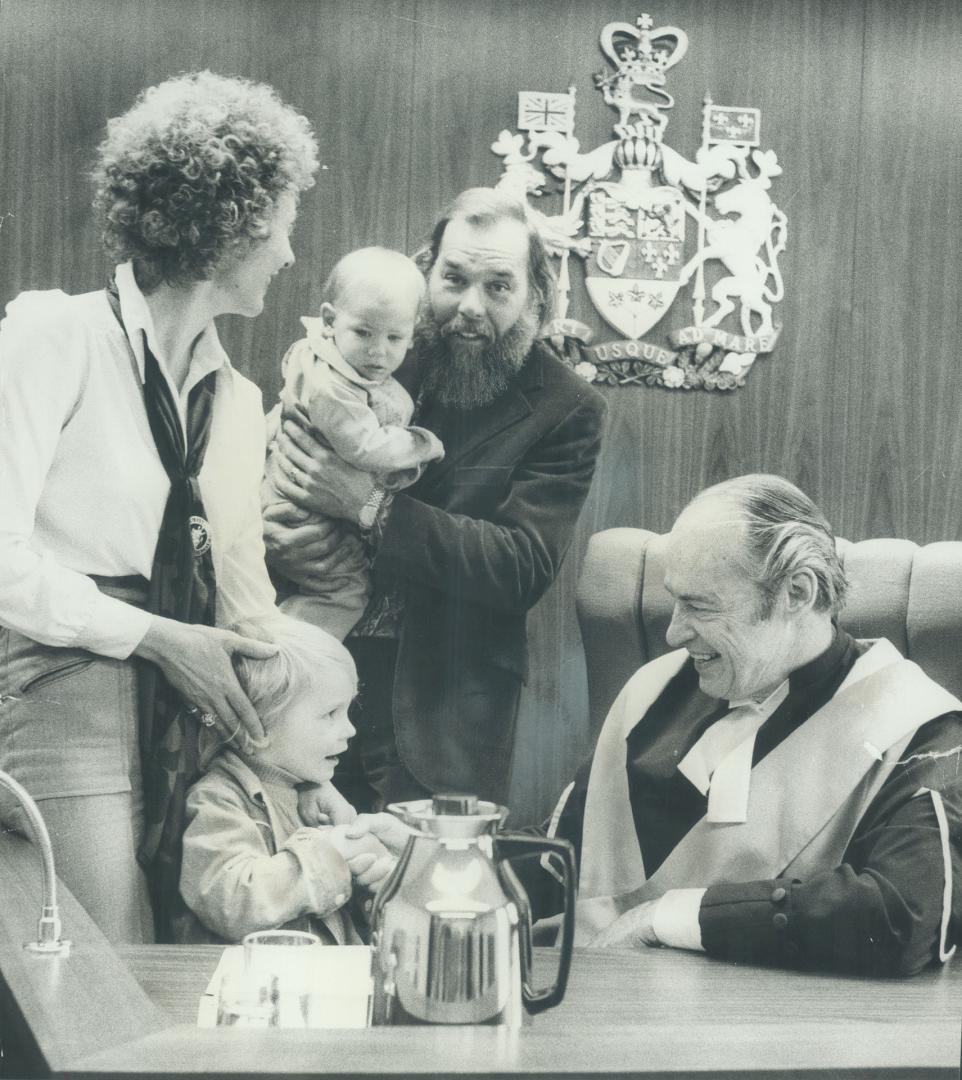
(216, 929, 322, 1028)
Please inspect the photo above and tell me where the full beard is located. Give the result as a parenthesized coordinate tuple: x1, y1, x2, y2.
(415, 306, 540, 410)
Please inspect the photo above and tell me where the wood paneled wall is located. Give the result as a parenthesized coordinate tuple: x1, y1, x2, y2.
(2, 0, 960, 824)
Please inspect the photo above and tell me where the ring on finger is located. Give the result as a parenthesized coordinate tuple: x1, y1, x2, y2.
(227, 726, 251, 753)
(199, 712, 217, 728)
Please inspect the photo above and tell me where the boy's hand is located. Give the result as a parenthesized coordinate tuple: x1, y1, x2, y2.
(347, 812, 415, 857)
(298, 782, 358, 827)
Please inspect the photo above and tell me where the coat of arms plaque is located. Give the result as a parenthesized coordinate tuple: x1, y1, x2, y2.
(491, 12, 788, 391)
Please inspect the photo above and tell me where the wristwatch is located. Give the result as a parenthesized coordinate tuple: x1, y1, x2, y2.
(358, 485, 387, 530)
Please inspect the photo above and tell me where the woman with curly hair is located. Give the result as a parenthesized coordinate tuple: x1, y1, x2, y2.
(0, 71, 318, 943)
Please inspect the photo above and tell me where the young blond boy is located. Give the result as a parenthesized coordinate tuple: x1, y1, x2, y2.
(178, 616, 408, 944)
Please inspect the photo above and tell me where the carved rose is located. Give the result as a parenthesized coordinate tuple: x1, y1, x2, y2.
(574, 360, 599, 382)
(662, 365, 686, 388)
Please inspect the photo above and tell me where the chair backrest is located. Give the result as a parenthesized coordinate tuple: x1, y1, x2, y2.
(577, 528, 962, 736)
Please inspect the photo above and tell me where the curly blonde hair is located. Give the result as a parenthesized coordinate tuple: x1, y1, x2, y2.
(92, 71, 318, 290)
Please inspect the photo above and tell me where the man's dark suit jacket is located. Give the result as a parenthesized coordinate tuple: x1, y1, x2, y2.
(372, 339, 606, 800)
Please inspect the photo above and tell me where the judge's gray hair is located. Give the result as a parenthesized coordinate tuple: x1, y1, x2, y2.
(690, 474, 849, 618)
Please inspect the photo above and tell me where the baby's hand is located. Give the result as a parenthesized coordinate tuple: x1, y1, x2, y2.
(349, 812, 415, 857)
(298, 782, 358, 828)
(327, 824, 396, 890)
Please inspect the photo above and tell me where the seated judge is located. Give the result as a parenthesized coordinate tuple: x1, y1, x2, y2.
(527, 474, 962, 976)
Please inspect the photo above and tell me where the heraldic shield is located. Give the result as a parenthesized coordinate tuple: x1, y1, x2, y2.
(585, 180, 685, 341)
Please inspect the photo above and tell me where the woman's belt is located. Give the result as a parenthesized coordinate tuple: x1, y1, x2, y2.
(89, 574, 150, 607)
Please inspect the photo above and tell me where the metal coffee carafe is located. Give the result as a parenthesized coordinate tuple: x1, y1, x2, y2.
(369, 794, 575, 1026)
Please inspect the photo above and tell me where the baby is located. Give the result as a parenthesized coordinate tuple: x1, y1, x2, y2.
(178, 615, 410, 944)
(263, 247, 444, 640)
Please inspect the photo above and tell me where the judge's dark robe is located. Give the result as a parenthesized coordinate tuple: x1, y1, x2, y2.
(525, 630, 962, 976)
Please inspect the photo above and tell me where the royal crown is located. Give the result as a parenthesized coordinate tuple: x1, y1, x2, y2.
(595, 13, 688, 94)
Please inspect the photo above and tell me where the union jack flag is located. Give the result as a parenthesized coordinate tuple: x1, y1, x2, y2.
(517, 91, 574, 133)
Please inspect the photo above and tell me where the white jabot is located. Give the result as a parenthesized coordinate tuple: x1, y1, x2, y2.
(677, 680, 790, 822)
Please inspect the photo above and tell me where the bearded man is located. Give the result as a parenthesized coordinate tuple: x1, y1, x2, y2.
(263, 188, 607, 810)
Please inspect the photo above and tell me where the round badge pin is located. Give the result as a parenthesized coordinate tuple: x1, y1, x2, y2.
(189, 515, 212, 557)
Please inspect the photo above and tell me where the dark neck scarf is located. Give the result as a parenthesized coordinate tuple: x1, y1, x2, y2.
(106, 280, 218, 942)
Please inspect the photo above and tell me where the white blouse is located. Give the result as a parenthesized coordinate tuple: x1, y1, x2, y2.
(0, 262, 276, 659)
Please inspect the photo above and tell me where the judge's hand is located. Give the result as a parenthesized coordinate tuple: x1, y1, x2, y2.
(345, 812, 415, 857)
(262, 505, 367, 592)
(327, 825, 396, 890)
(133, 617, 276, 751)
(268, 419, 376, 523)
(590, 900, 661, 949)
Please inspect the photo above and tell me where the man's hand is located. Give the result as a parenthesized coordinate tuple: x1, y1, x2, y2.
(348, 812, 415, 857)
(326, 824, 396, 889)
(133, 616, 276, 752)
(589, 900, 661, 949)
(262, 505, 367, 591)
(269, 419, 376, 523)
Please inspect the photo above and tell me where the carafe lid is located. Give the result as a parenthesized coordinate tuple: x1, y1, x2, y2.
(388, 793, 507, 837)
(433, 793, 479, 815)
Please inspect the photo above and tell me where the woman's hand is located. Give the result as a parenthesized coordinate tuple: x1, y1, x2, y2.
(262, 505, 368, 591)
(268, 419, 376, 523)
(133, 616, 277, 751)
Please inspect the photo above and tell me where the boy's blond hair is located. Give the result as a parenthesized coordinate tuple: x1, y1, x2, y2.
(232, 614, 357, 730)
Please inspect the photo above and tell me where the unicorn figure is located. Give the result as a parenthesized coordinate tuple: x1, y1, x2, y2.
(680, 150, 787, 338)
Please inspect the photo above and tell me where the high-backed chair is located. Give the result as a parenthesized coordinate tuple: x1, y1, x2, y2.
(577, 528, 962, 736)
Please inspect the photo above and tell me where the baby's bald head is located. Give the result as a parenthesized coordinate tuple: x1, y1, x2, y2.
(323, 246, 425, 313)
(320, 247, 425, 382)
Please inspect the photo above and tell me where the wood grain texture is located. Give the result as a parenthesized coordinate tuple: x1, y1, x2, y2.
(71, 1019, 962, 1080)
(118, 942, 962, 1029)
(1, 0, 961, 825)
(846, 0, 962, 544)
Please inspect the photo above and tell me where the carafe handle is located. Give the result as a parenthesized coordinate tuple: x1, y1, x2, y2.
(495, 834, 575, 1015)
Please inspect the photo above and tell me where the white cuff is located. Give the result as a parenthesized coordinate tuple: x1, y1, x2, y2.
(651, 888, 706, 952)
(73, 591, 153, 658)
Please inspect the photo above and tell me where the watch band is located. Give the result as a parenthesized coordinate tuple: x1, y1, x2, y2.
(358, 485, 387, 530)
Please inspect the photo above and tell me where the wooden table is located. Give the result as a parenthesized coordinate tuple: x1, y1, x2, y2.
(1, 832, 959, 1078)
